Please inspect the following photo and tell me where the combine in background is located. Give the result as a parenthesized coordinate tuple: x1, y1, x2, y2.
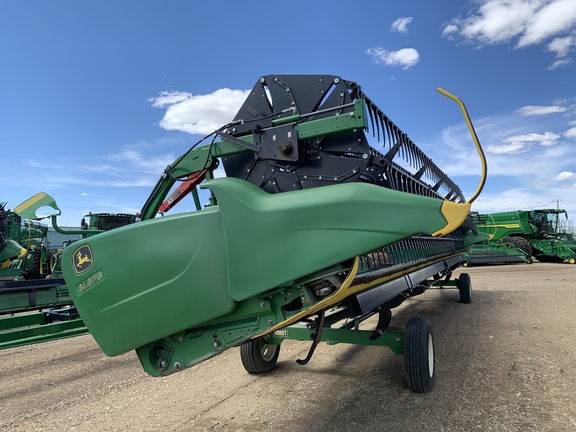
(14, 196, 139, 275)
(467, 209, 576, 265)
(1, 202, 52, 280)
(0, 200, 80, 350)
(25, 75, 488, 392)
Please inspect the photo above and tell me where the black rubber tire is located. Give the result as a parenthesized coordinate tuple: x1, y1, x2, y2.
(24, 250, 45, 280)
(240, 337, 280, 374)
(501, 236, 532, 258)
(404, 316, 436, 393)
(457, 273, 472, 304)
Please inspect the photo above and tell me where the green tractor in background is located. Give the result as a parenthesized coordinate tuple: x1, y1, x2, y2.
(1, 201, 52, 279)
(467, 209, 576, 265)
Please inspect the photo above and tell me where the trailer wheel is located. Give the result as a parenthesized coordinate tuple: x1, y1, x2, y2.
(240, 336, 280, 374)
(404, 316, 435, 393)
(457, 273, 472, 304)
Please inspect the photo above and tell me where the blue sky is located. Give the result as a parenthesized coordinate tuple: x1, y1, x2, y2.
(1, 1, 576, 227)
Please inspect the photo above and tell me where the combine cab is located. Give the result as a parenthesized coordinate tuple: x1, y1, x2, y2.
(47, 75, 487, 392)
(467, 209, 576, 265)
(80, 212, 137, 234)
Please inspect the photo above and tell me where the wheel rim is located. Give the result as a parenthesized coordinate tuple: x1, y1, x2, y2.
(427, 334, 434, 377)
(260, 341, 278, 362)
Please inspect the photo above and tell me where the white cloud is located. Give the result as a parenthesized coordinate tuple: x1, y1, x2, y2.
(421, 100, 576, 219)
(150, 88, 251, 135)
(443, 0, 576, 68)
(442, 23, 459, 37)
(366, 47, 420, 69)
(547, 35, 575, 56)
(149, 91, 192, 108)
(548, 57, 574, 69)
(554, 171, 576, 180)
(474, 188, 550, 210)
(107, 148, 175, 174)
(431, 110, 576, 181)
(23, 146, 177, 191)
(472, 187, 575, 216)
(503, 131, 561, 147)
(486, 141, 528, 154)
(564, 127, 576, 138)
(391, 17, 413, 33)
(516, 104, 568, 115)
(517, 0, 576, 47)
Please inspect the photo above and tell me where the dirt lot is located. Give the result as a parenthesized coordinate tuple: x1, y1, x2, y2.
(1, 263, 576, 431)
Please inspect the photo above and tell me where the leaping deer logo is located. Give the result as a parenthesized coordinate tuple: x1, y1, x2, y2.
(73, 245, 93, 274)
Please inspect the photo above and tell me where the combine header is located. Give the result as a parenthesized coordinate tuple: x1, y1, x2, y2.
(41, 75, 486, 392)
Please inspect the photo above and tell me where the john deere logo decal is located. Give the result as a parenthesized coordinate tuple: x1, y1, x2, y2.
(73, 245, 94, 274)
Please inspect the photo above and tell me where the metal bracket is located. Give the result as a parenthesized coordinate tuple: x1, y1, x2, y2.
(257, 123, 300, 162)
(296, 309, 326, 365)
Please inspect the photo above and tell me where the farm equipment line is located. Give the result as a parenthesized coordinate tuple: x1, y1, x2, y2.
(0, 197, 137, 351)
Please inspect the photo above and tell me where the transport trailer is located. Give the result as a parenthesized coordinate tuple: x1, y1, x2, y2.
(24, 75, 487, 392)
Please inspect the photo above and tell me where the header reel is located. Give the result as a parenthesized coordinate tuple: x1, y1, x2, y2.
(220, 75, 465, 202)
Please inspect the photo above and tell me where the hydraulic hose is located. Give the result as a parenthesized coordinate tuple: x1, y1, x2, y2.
(436, 87, 487, 204)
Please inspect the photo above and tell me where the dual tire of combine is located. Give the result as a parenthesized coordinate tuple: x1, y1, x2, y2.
(23, 250, 46, 280)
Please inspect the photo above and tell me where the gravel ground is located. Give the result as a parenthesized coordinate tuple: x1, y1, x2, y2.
(1, 262, 576, 432)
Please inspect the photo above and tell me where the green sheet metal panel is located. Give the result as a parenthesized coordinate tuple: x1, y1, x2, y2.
(62, 206, 232, 356)
(204, 178, 450, 301)
(63, 178, 450, 356)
